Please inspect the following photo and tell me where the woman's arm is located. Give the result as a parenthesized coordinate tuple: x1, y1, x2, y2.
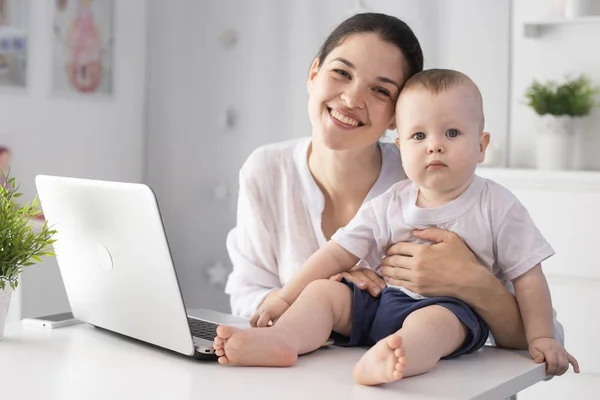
(225, 159, 282, 319)
(452, 261, 528, 349)
(226, 228, 281, 318)
(379, 227, 528, 349)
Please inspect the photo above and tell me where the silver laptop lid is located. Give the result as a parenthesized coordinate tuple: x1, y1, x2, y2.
(35, 175, 195, 356)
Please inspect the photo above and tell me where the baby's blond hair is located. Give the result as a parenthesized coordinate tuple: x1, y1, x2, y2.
(400, 69, 485, 132)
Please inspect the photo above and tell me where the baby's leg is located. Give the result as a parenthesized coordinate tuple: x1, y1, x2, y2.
(214, 279, 353, 366)
(353, 305, 467, 385)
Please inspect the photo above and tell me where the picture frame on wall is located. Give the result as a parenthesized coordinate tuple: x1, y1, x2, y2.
(0, 0, 29, 89)
(52, 0, 115, 96)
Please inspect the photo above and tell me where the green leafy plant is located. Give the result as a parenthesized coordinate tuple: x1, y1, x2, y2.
(525, 74, 599, 117)
(0, 170, 56, 291)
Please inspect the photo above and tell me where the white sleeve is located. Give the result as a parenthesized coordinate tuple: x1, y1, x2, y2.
(224, 159, 281, 318)
(331, 201, 387, 269)
(494, 199, 555, 281)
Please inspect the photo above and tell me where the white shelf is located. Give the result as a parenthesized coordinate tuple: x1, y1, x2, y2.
(477, 166, 600, 192)
(523, 15, 600, 38)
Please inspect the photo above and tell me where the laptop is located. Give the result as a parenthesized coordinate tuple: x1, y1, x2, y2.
(34, 175, 251, 360)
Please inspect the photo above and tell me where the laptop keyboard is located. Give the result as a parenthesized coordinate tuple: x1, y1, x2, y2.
(188, 317, 219, 341)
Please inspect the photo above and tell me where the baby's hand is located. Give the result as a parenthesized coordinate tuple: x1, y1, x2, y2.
(529, 337, 580, 376)
(250, 296, 291, 328)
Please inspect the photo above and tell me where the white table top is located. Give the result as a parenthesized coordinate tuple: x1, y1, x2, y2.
(0, 321, 546, 400)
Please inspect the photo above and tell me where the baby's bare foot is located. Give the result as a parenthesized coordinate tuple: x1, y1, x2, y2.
(213, 325, 298, 366)
(353, 334, 406, 386)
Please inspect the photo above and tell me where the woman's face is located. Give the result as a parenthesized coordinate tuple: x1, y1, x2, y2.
(307, 33, 407, 151)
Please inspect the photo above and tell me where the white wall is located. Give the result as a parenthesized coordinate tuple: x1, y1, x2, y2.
(145, 0, 511, 311)
(510, 0, 600, 169)
(432, 0, 511, 163)
(145, 0, 299, 311)
(3, 0, 147, 319)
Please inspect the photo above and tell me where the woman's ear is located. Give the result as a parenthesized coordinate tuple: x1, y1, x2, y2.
(307, 58, 320, 94)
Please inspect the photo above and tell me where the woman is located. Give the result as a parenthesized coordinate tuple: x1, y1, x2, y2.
(225, 12, 563, 350)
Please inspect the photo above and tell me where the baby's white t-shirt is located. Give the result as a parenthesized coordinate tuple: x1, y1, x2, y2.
(332, 175, 555, 299)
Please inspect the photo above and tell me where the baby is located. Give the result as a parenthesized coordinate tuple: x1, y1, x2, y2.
(214, 69, 579, 385)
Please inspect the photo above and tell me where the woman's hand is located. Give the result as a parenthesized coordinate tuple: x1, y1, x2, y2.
(378, 227, 481, 299)
(330, 266, 386, 297)
(379, 227, 529, 349)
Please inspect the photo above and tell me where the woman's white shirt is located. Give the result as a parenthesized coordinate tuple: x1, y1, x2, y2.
(225, 137, 405, 318)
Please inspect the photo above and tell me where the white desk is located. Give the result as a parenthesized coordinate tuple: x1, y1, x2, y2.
(0, 321, 546, 400)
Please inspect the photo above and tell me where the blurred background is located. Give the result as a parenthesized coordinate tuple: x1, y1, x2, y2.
(2, 1, 600, 395)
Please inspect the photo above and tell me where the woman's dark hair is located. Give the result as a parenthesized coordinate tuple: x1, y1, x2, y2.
(315, 13, 424, 83)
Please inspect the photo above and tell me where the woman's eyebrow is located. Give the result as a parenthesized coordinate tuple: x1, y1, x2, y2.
(330, 57, 355, 68)
(377, 77, 400, 91)
(329, 57, 401, 90)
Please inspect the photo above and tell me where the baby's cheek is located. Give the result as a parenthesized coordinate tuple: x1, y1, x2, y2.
(401, 158, 422, 182)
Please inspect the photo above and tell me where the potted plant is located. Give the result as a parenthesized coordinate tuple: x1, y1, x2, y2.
(0, 170, 56, 340)
(525, 74, 598, 170)
(564, 0, 591, 18)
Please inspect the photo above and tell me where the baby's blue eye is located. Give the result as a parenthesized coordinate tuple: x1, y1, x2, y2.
(446, 129, 460, 138)
(412, 132, 426, 140)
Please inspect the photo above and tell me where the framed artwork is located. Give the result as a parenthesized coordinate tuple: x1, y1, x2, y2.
(0, 0, 28, 88)
(52, 0, 114, 96)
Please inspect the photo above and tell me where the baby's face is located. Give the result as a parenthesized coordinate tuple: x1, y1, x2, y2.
(395, 85, 489, 194)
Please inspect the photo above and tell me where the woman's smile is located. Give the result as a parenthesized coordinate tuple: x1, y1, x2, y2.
(327, 107, 365, 129)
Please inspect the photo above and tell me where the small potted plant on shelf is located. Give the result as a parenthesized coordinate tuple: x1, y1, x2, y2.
(0, 170, 56, 340)
(564, 0, 591, 18)
(525, 74, 599, 170)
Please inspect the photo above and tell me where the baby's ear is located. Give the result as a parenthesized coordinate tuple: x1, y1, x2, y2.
(395, 137, 400, 149)
(478, 132, 491, 163)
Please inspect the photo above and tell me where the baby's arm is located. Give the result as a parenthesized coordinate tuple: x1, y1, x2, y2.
(513, 265, 554, 342)
(280, 241, 359, 305)
(250, 241, 359, 327)
(513, 265, 579, 375)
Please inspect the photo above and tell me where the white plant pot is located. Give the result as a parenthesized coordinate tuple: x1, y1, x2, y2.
(0, 287, 12, 341)
(565, 0, 590, 18)
(536, 115, 579, 171)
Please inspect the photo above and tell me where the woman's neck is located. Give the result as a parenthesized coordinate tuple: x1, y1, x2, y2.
(308, 139, 382, 206)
